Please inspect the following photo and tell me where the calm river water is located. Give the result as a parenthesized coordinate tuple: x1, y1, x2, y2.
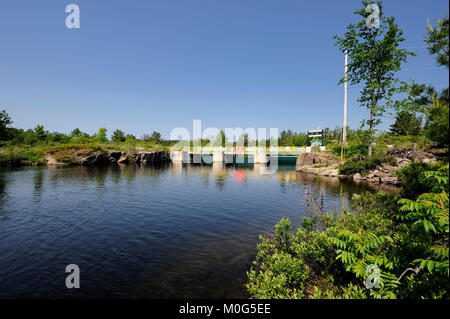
(0, 162, 371, 298)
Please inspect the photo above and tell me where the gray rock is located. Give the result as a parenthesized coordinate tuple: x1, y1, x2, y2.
(142, 152, 155, 164)
(79, 155, 97, 165)
(296, 152, 336, 167)
(108, 152, 122, 160)
(95, 153, 114, 165)
(381, 176, 399, 185)
(353, 173, 363, 181)
(118, 155, 129, 164)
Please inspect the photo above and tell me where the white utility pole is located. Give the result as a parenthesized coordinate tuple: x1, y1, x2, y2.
(342, 50, 348, 145)
(341, 50, 348, 161)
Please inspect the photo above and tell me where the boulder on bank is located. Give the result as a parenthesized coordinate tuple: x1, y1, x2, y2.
(349, 148, 437, 186)
(386, 148, 437, 164)
(45, 155, 65, 165)
(75, 151, 170, 166)
(295, 147, 437, 187)
(296, 152, 336, 168)
(295, 152, 340, 177)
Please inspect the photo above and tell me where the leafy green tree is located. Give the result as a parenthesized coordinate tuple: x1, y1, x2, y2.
(0, 109, 12, 141)
(213, 130, 227, 147)
(334, 1, 414, 156)
(424, 15, 449, 68)
(49, 132, 71, 143)
(34, 124, 47, 140)
(95, 127, 108, 143)
(424, 98, 449, 148)
(70, 128, 89, 138)
(279, 130, 294, 146)
(70, 128, 82, 137)
(150, 131, 161, 143)
(292, 133, 308, 146)
(399, 15, 449, 112)
(111, 129, 126, 143)
(237, 132, 249, 147)
(389, 111, 422, 137)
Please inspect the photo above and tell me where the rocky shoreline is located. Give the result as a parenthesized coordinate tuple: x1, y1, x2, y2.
(47, 150, 171, 166)
(295, 152, 341, 177)
(295, 148, 438, 187)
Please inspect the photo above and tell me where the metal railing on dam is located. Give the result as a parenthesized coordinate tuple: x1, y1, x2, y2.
(170, 146, 326, 164)
(185, 146, 325, 154)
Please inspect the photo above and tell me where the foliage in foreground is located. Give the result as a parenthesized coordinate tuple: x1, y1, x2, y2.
(247, 163, 449, 299)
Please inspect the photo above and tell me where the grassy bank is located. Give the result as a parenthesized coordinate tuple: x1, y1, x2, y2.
(0, 141, 171, 167)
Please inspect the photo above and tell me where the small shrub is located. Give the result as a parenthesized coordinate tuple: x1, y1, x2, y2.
(0, 153, 24, 166)
(338, 156, 397, 176)
(396, 162, 439, 199)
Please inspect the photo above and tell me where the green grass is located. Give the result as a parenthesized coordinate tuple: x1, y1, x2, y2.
(0, 141, 171, 167)
(0, 146, 47, 166)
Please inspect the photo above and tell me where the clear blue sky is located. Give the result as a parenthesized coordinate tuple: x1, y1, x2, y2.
(0, 0, 448, 138)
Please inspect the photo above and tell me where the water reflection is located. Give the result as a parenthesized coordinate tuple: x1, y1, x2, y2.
(212, 163, 226, 190)
(0, 163, 375, 298)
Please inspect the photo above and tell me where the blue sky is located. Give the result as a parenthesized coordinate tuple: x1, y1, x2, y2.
(0, 0, 448, 139)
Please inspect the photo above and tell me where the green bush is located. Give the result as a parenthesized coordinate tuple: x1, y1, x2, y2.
(0, 147, 46, 166)
(247, 163, 449, 299)
(424, 98, 449, 148)
(338, 156, 398, 176)
(396, 162, 438, 199)
(0, 153, 25, 166)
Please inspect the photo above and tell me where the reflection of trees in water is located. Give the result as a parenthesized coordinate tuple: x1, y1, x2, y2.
(201, 167, 211, 187)
(296, 172, 341, 192)
(0, 174, 7, 206)
(299, 172, 376, 228)
(303, 184, 325, 217)
(0, 175, 8, 222)
(33, 169, 44, 199)
(296, 172, 376, 202)
(45, 164, 169, 189)
(277, 171, 298, 192)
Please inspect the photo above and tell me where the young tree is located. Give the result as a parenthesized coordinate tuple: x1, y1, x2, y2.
(34, 124, 47, 140)
(279, 130, 294, 146)
(398, 15, 449, 113)
(213, 130, 227, 147)
(389, 111, 422, 137)
(292, 132, 308, 146)
(150, 131, 161, 143)
(111, 129, 126, 143)
(0, 109, 12, 141)
(424, 98, 449, 148)
(334, 1, 414, 156)
(237, 132, 249, 147)
(95, 127, 108, 143)
(424, 15, 449, 68)
(70, 128, 82, 137)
